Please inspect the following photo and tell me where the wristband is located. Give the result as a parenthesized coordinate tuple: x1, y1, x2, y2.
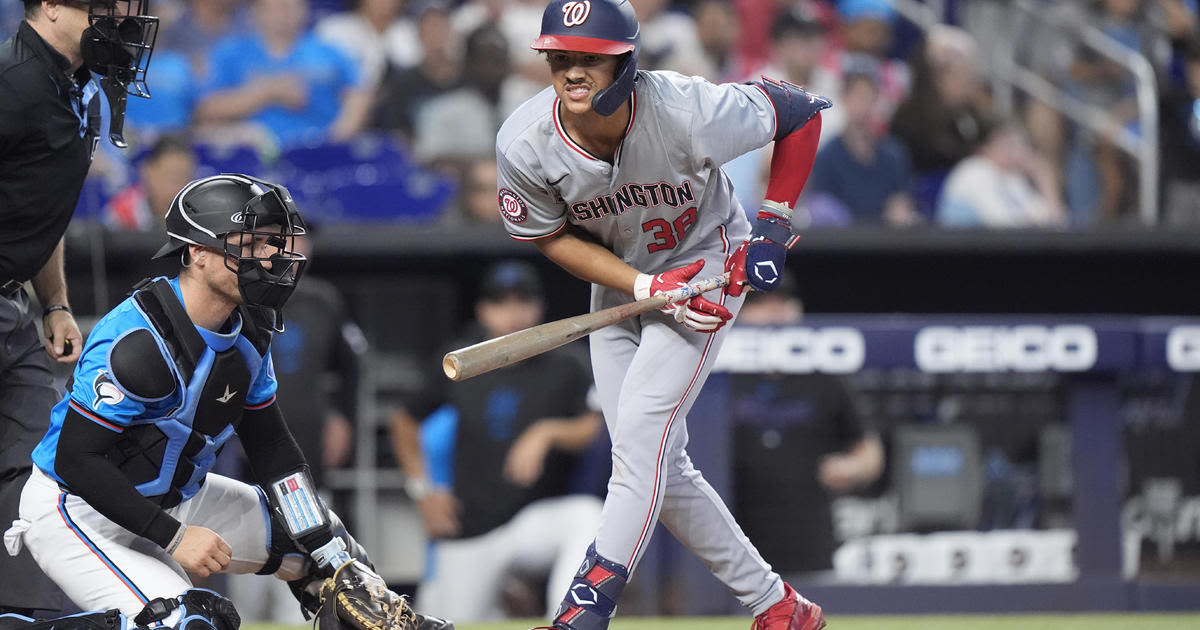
(43, 304, 71, 317)
(165, 525, 186, 554)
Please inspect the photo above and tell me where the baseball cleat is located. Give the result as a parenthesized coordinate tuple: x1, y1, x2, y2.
(751, 583, 825, 630)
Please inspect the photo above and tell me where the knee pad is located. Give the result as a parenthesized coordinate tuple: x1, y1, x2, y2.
(551, 543, 629, 630)
(0, 611, 126, 630)
(133, 589, 240, 630)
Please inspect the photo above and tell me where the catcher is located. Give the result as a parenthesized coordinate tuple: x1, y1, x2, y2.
(1, 174, 452, 630)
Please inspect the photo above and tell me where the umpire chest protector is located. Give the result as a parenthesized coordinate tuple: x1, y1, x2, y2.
(106, 278, 273, 508)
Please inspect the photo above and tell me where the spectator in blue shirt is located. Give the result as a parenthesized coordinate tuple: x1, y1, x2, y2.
(194, 0, 372, 148)
(806, 56, 918, 227)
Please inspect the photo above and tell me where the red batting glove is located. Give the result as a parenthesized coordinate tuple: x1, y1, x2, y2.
(634, 259, 705, 318)
(725, 241, 750, 297)
(679, 295, 733, 332)
(635, 260, 731, 332)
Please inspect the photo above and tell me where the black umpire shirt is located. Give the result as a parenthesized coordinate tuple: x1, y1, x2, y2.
(0, 21, 100, 284)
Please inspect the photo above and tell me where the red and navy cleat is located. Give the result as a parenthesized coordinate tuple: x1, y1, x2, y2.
(751, 583, 826, 630)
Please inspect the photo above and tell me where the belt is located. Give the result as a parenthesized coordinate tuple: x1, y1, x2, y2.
(0, 279, 24, 298)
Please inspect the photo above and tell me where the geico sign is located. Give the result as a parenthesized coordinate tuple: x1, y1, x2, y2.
(715, 327, 864, 373)
(914, 325, 1097, 373)
(1167, 326, 1200, 371)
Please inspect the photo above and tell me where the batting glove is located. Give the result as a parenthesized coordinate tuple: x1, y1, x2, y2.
(726, 200, 800, 297)
(634, 260, 732, 332)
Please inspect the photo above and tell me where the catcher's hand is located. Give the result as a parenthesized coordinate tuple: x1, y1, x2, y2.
(318, 560, 419, 630)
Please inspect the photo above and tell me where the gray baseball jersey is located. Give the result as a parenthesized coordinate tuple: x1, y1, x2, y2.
(496, 70, 773, 284)
(495, 69, 790, 615)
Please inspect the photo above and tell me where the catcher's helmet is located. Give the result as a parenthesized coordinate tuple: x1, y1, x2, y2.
(154, 174, 308, 331)
(532, 0, 640, 116)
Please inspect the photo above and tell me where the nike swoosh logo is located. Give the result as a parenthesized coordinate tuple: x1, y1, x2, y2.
(549, 174, 568, 186)
(216, 385, 237, 403)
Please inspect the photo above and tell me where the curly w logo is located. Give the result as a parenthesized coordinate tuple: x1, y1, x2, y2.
(562, 1, 592, 27)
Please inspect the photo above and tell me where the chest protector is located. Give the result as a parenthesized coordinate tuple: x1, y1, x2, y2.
(106, 278, 272, 508)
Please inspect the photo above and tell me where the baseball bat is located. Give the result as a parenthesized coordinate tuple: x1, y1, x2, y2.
(443, 273, 730, 381)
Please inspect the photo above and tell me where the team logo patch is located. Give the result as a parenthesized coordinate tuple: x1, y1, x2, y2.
(92, 371, 125, 409)
(498, 188, 529, 224)
(562, 1, 592, 26)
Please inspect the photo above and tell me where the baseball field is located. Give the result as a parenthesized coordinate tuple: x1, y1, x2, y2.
(250, 614, 1200, 630)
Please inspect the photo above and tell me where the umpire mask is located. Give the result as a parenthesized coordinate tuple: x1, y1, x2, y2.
(80, 0, 159, 148)
(155, 175, 309, 332)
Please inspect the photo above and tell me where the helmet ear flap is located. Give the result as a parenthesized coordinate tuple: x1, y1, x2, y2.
(592, 49, 638, 116)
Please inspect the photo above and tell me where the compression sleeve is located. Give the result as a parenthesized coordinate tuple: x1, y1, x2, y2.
(763, 111, 823, 211)
(236, 400, 308, 485)
(55, 406, 183, 549)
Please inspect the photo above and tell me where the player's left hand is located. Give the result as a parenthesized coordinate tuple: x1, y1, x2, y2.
(42, 308, 82, 364)
(725, 204, 798, 297)
(318, 560, 420, 630)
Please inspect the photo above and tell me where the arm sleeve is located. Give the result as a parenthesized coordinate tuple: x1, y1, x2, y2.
(237, 401, 308, 486)
(55, 405, 182, 548)
(763, 111, 822, 208)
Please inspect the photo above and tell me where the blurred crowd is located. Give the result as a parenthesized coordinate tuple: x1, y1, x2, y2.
(5, 0, 1200, 230)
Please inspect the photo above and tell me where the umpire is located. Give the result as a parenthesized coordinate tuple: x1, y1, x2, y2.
(0, 0, 157, 615)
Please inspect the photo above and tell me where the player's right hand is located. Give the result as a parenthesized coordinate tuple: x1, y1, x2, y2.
(634, 260, 731, 332)
(171, 525, 232, 578)
(634, 259, 705, 317)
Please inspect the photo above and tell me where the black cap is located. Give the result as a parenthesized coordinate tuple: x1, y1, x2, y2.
(480, 260, 543, 301)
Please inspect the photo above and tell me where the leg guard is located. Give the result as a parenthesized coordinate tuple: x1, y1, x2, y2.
(0, 611, 125, 630)
(133, 589, 239, 630)
(549, 544, 628, 630)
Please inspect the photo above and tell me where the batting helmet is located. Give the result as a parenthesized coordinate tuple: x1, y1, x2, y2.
(154, 174, 308, 331)
(532, 0, 640, 116)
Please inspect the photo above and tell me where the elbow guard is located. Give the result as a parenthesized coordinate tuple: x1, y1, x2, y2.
(753, 76, 832, 141)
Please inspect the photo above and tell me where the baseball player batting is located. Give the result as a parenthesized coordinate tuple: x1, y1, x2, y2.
(495, 1, 830, 629)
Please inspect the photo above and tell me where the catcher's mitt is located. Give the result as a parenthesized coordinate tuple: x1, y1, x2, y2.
(317, 561, 419, 630)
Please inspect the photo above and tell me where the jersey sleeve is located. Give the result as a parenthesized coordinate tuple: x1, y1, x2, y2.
(246, 349, 279, 408)
(674, 76, 776, 169)
(67, 314, 161, 430)
(495, 145, 568, 240)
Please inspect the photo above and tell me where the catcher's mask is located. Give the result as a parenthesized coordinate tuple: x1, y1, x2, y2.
(154, 174, 308, 332)
(80, 0, 159, 147)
